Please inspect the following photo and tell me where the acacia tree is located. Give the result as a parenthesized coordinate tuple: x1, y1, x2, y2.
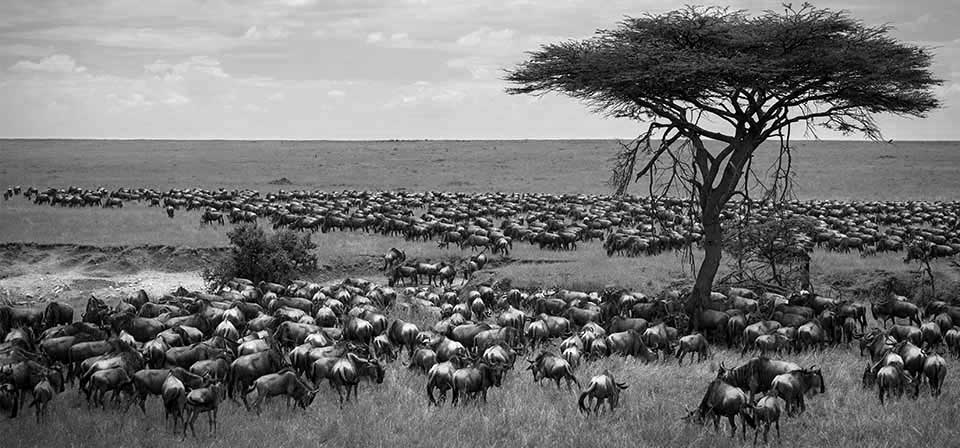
(505, 4, 940, 313)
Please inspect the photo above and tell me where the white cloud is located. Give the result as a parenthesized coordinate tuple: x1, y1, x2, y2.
(244, 25, 292, 41)
(268, 92, 286, 101)
(327, 89, 345, 97)
(163, 93, 190, 105)
(9, 54, 86, 74)
(456, 27, 515, 47)
(145, 56, 229, 81)
(366, 32, 384, 43)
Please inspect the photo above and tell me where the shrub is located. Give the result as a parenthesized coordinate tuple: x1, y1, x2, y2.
(723, 215, 817, 289)
(202, 224, 317, 291)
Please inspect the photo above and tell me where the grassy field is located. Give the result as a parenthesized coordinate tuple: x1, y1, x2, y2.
(6, 339, 959, 448)
(1, 139, 960, 200)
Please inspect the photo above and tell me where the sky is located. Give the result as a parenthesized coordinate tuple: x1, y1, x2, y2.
(0, 0, 958, 140)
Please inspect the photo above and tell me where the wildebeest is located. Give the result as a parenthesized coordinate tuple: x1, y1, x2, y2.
(28, 379, 55, 423)
(751, 390, 784, 444)
(717, 358, 802, 401)
(872, 298, 921, 327)
(676, 333, 709, 366)
(426, 360, 459, 406)
(876, 365, 911, 404)
(244, 369, 318, 415)
(183, 382, 226, 437)
(450, 362, 503, 405)
(527, 352, 579, 390)
(769, 368, 825, 415)
(329, 353, 385, 407)
(162, 373, 187, 430)
(578, 370, 628, 414)
(382, 247, 406, 271)
(922, 354, 947, 397)
(87, 367, 135, 409)
(684, 378, 756, 439)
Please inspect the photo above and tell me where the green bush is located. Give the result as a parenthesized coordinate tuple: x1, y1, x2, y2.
(202, 224, 317, 291)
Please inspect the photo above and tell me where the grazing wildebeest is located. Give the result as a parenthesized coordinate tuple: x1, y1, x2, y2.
(684, 378, 756, 439)
(527, 352, 579, 390)
(451, 362, 503, 405)
(717, 358, 802, 402)
(922, 354, 947, 397)
(676, 333, 709, 366)
(329, 353, 385, 407)
(28, 379, 56, 423)
(578, 370, 628, 414)
(769, 368, 825, 415)
(876, 365, 911, 404)
(245, 370, 318, 415)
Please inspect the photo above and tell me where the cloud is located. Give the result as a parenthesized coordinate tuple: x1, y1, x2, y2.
(244, 25, 292, 41)
(145, 56, 229, 81)
(9, 54, 86, 74)
(366, 32, 384, 43)
(456, 27, 515, 47)
(327, 89, 346, 97)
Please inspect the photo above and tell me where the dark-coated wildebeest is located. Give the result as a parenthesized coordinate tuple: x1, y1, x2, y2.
(676, 333, 709, 366)
(87, 367, 135, 409)
(751, 391, 784, 445)
(162, 373, 187, 430)
(229, 350, 286, 407)
(134, 369, 207, 414)
(684, 378, 756, 439)
(382, 247, 406, 271)
(0, 383, 18, 418)
(28, 379, 55, 423)
(451, 362, 503, 405)
(426, 360, 458, 406)
(329, 353, 385, 407)
(408, 348, 437, 373)
(527, 352, 579, 390)
(245, 370, 318, 415)
(43, 301, 74, 328)
(876, 365, 911, 404)
(607, 329, 658, 362)
(769, 368, 825, 416)
(578, 370, 627, 414)
(388, 265, 419, 287)
(717, 358, 802, 402)
(922, 354, 947, 397)
(388, 320, 422, 357)
(872, 299, 921, 327)
(184, 382, 225, 437)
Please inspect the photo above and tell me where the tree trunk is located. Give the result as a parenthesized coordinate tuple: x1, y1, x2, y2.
(687, 203, 722, 319)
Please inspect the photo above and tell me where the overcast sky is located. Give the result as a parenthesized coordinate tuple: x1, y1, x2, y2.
(0, 0, 957, 139)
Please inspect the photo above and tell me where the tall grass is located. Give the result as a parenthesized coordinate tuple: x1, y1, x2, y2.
(5, 345, 956, 447)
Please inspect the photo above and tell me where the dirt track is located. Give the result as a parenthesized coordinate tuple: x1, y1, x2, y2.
(0, 243, 223, 305)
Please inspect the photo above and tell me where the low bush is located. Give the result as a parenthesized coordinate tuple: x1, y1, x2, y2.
(202, 224, 316, 290)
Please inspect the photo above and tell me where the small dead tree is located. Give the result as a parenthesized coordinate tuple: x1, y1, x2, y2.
(722, 215, 816, 291)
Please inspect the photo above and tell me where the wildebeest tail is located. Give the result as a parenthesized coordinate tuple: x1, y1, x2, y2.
(565, 365, 580, 389)
(577, 383, 596, 413)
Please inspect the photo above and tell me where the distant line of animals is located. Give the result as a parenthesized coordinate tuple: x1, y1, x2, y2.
(6, 185, 960, 260)
(2, 275, 955, 443)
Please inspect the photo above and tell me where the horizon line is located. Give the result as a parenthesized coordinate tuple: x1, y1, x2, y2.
(0, 137, 953, 143)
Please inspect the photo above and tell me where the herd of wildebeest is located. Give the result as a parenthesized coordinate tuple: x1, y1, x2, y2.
(5, 185, 960, 266)
(3, 184, 960, 443)
(1, 268, 957, 443)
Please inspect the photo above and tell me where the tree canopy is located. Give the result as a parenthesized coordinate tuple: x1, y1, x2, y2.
(505, 4, 941, 312)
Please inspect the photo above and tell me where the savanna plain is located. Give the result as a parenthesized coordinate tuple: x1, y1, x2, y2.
(2, 139, 960, 447)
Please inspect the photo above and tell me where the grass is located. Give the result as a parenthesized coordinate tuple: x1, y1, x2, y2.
(1, 139, 960, 200)
(6, 344, 959, 448)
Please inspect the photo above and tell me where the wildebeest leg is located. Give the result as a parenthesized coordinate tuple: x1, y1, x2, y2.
(593, 398, 601, 414)
(728, 416, 737, 438)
